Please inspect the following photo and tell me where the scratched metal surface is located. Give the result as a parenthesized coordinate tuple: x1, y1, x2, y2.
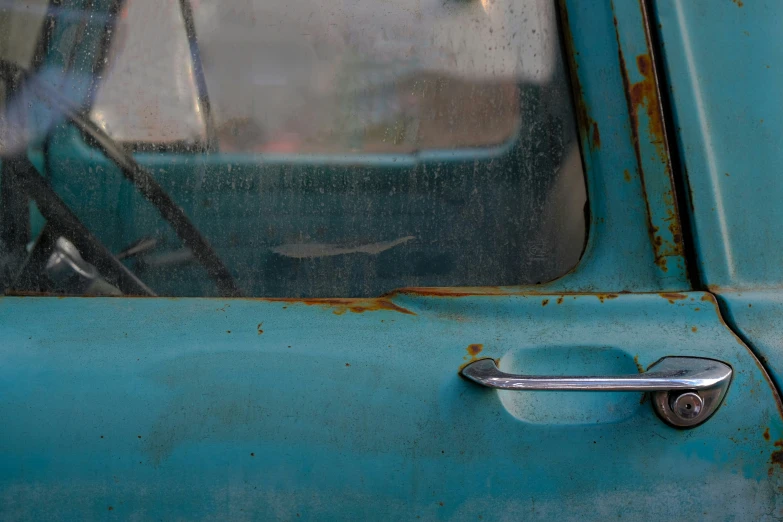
(0, 292, 781, 520)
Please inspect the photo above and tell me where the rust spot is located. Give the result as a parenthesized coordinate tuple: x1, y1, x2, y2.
(771, 440, 783, 469)
(556, 297, 564, 305)
(764, 428, 771, 441)
(660, 292, 687, 304)
(257, 323, 264, 335)
(591, 121, 601, 149)
(250, 452, 255, 457)
(701, 294, 715, 302)
(345, 363, 350, 367)
(732, 0, 743, 6)
(263, 297, 416, 316)
(633, 355, 644, 374)
(226, 330, 231, 334)
(691, 326, 698, 333)
(108, 506, 114, 511)
(624, 169, 632, 182)
(596, 293, 619, 303)
(542, 299, 549, 306)
(467, 344, 483, 357)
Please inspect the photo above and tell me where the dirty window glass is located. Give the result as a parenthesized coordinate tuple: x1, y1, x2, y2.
(0, 0, 587, 298)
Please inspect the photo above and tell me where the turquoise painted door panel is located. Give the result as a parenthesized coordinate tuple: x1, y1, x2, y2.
(653, 2, 783, 398)
(1, 292, 782, 520)
(653, 0, 783, 290)
(716, 291, 783, 393)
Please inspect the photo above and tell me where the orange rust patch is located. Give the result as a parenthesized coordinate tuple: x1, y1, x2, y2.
(596, 293, 619, 303)
(660, 292, 688, 304)
(542, 299, 549, 306)
(556, 297, 564, 305)
(467, 344, 483, 357)
(257, 323, 264, 335)
(615, 31, 686, 267)
(629, 54, 665, 161)
(764, 428, 771, 441)
(691, 326, 698, 333)
(732, 0, 744, 6)
(264, 298, 416, 316)
(624, 170, 632, 182)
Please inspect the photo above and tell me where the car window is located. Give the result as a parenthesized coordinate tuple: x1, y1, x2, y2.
(0, 0, 587, 298)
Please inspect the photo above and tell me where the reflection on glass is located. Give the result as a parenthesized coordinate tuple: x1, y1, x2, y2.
(94, 0, 558, 153)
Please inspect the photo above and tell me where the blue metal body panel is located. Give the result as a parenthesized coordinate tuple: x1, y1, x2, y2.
(4, 0, 783, 520)
(1, 293, 782, 520)
(654, 2, 783, 396)
(655, 0, 783, 290)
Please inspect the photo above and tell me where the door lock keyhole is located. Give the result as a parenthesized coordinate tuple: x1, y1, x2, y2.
(669, 391, 704, 421)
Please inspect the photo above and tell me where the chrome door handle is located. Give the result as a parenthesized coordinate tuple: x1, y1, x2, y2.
(461, 357, 732, 428)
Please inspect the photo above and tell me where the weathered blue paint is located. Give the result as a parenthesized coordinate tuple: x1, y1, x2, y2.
(4, 0, 779, 520)
(1, 293, 781, 520)
(716, 291, 783, 394)
(653, 3, 783, 399)
(654, 0, 783, 290)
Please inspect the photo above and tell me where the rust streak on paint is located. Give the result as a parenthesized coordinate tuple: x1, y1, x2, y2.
(614, 15, 685, 271)
(542, 299, 549, 306)
(263, 297, 416, 316)
(591, 121, 601, 149)
(556, 296, 564, 305)
(660, 292, 688, 304)
(764, 428, 771, 441)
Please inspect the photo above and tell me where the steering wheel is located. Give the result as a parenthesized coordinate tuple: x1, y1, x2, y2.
(0, 61, 242, 297)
